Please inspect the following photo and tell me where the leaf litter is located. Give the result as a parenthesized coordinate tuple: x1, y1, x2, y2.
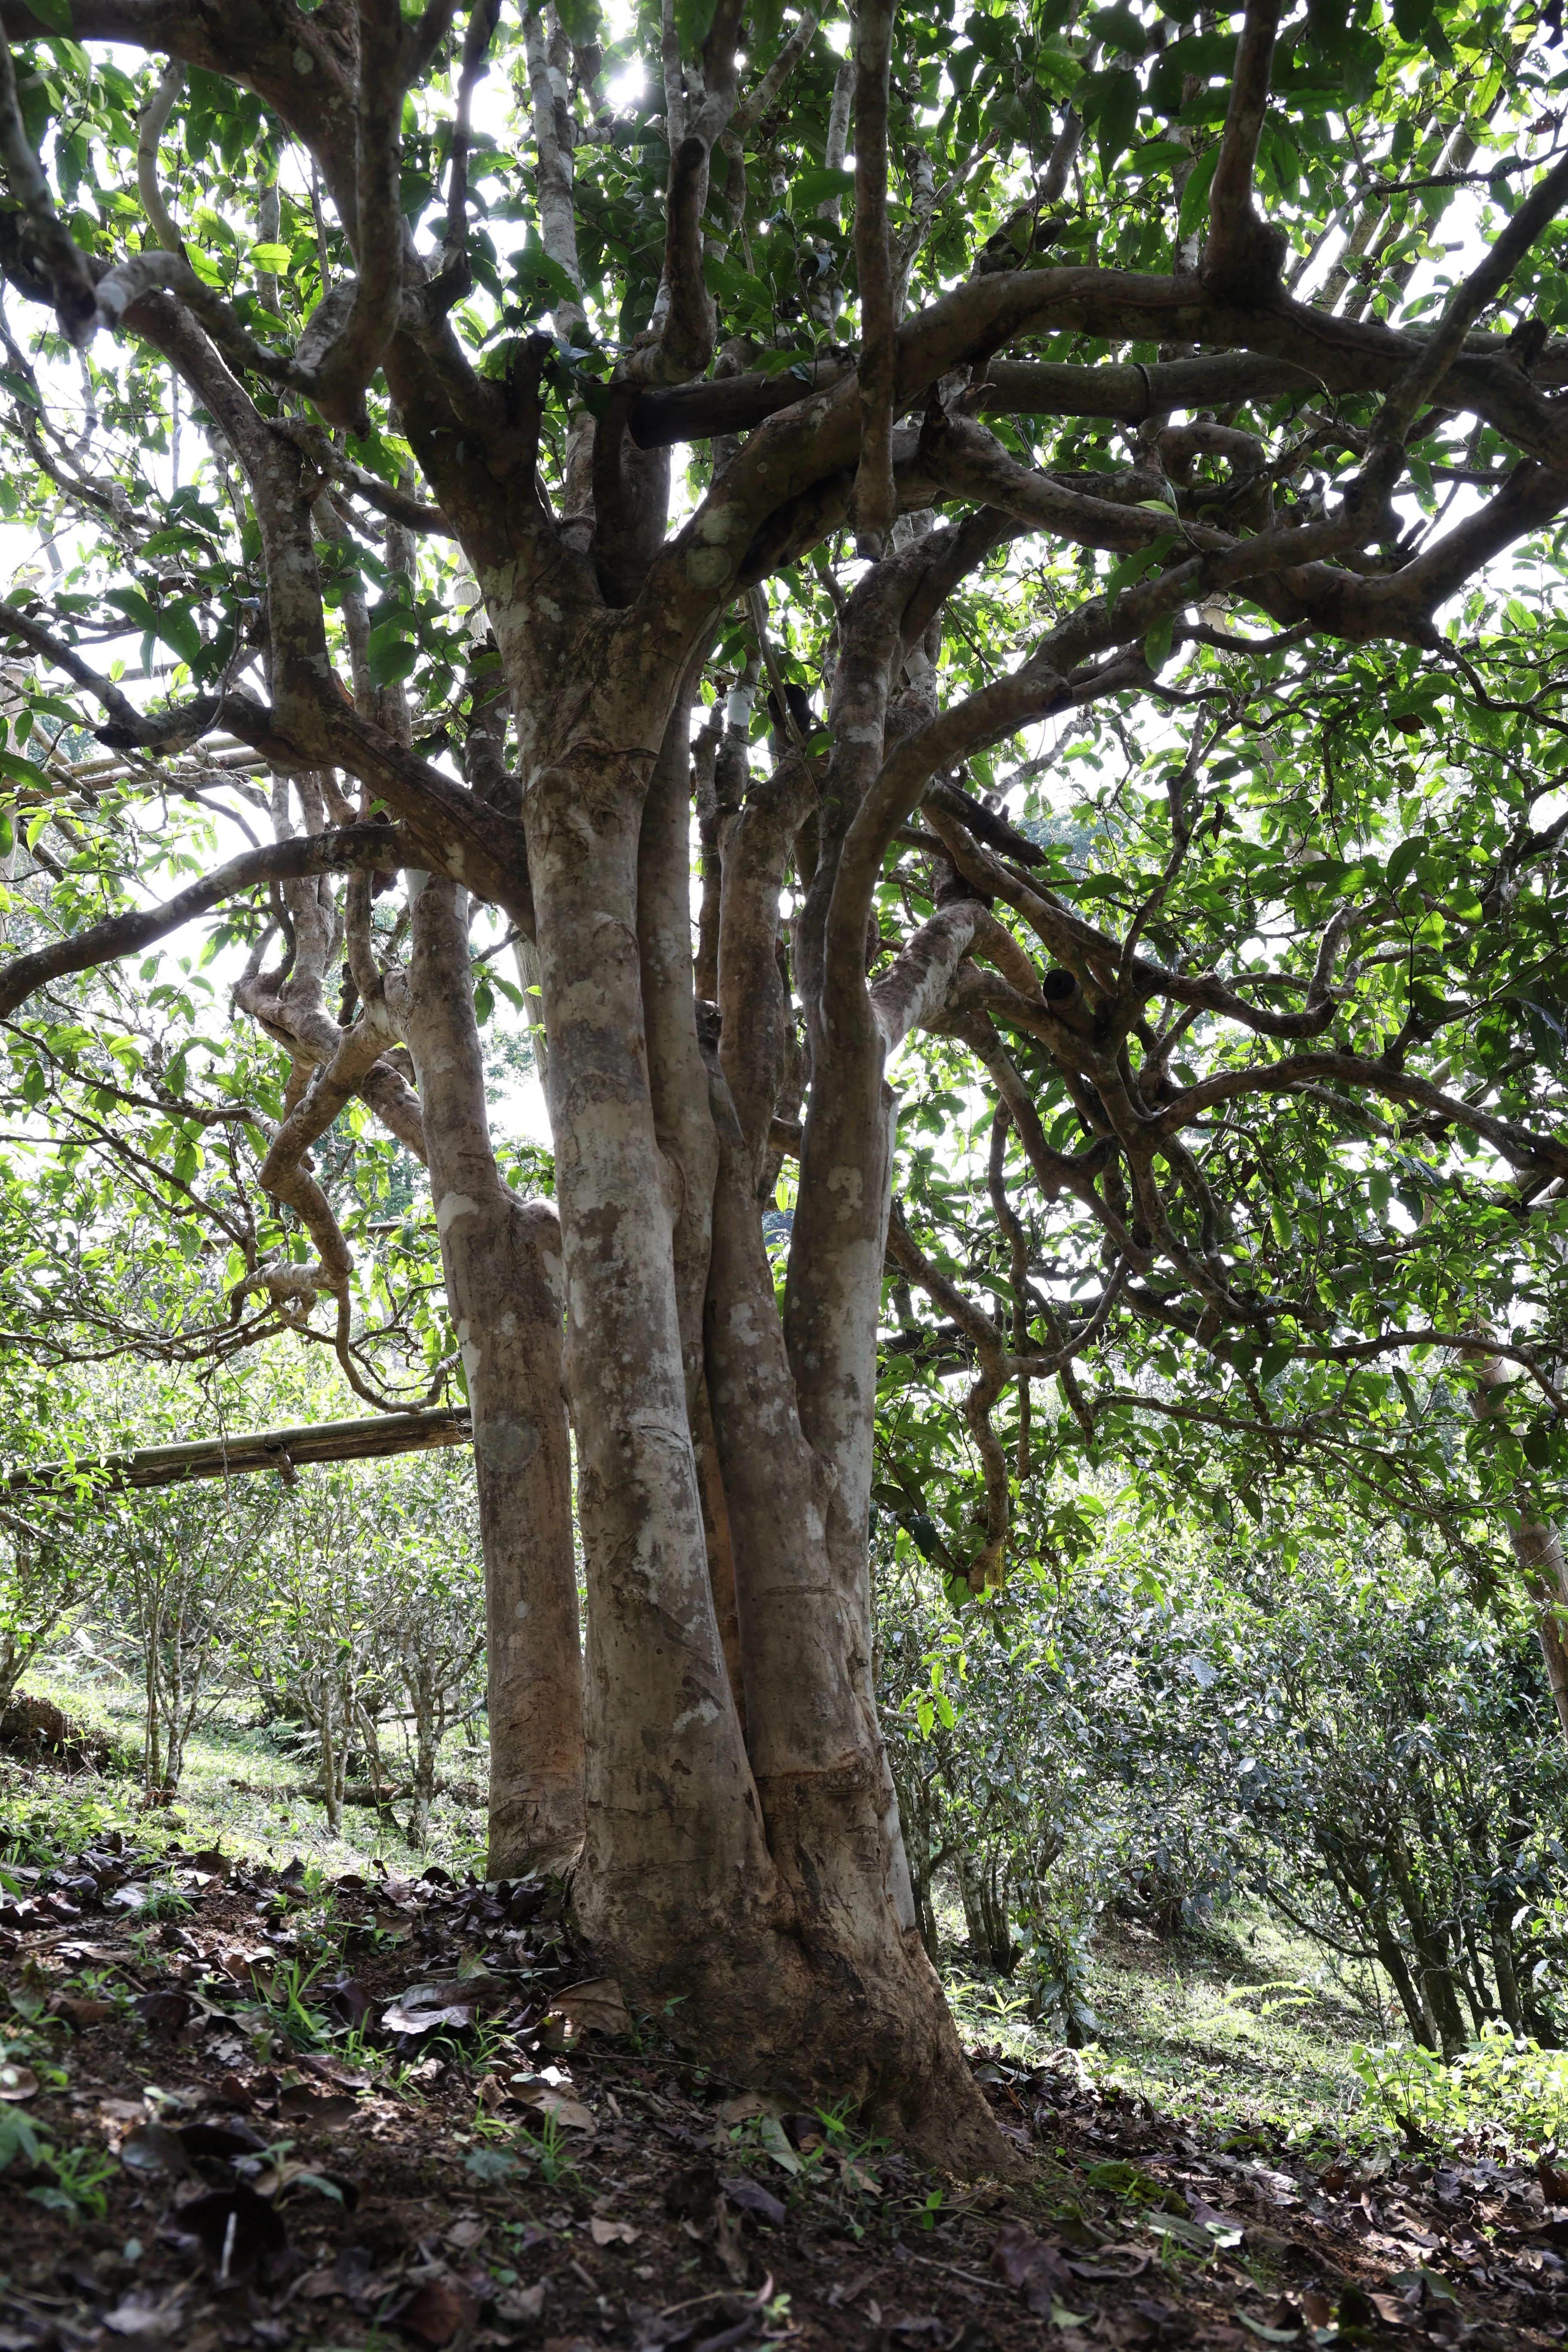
(0, 1835, 1563, 2349)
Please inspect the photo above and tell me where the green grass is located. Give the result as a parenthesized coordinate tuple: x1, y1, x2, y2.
(2, 1662, 488, 1878)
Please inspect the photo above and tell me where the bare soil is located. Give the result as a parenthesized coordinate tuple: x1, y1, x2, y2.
(0, 1833, 1564, 2351)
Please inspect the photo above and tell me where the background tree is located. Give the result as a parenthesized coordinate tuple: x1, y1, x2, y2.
(110, 1474, 277, 1799)
(880, 1496, 1568, 2055)
(244, 1455, 488, 1843)
(0, 0, 1568, 2162)
(0, 1503, 94, 1717)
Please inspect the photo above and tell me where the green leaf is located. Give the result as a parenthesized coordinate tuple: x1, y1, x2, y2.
(0, 751, 53, 795)
(674, 0, 718, 53)
(156, 605, 204, 669)
(1096, 68, 1139, 180)
(288, 2171, 345, 2203)
(788, 165, 857, 214)
(1087, 5, 1147, 55)
(1177, 145, 1219, 245)
(1105, 538, 1173, 609)
(0, 368, 42, 411)
(0, 2110, 45, 2172)
(104, 586, 157, 631)
(1391, 0, 1436, 40)
(1386, 833, 1425, 891)
(1145, 614, 1175, 672)
(24, 0, 72, 31)
(251, 242, 292, 272)
(554, 0, 601, 41)
(755, 2114, 802, 2174)
(510, 233, 580, 318)
(368, 621, 416, 686)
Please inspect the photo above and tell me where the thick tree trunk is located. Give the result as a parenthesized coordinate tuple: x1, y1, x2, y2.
(524, 741, 777, 1957)
(403, 877, 585, 1875)
(516, 707, 1017, 2176)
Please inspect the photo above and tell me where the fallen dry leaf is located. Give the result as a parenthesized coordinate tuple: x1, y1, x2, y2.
(119, 2123, 190, 2177)
(390, 2277, 481, 2346)
(511, 2078, 595, 2132)
(589, 2215, 639, 2246)
(380, 1998, 474, 2037)
(218, 1947, 273, 1979)
(51, 1994, 116, 2029)
(0, 2062, 37, 2101)
(300, 2051, 370, 2090)
(721, 2174, 787, 2227)
(992, 2220, 1078, 2318)
(279, 2083, 358, 2128)
(175, 2182, 290, 2285)
(495, 2282, 545, 2322)
(101, 2294, 184, 2339)
(716, 2091, 780, 2126)
(133, 1988, 192, 2036)
(548, 1975, 632, 2038)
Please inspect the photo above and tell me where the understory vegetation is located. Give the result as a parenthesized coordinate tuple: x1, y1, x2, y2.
(9, 1403, 1568, 2165)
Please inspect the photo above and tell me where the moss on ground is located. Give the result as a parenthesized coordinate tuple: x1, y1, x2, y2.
(941, 1900, 1380, 2147)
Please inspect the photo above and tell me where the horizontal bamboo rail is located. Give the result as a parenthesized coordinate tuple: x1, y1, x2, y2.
(6, 1406, 473, 1497)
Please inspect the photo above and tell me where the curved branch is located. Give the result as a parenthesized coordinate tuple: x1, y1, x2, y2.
(0, 824, 404, 1019)
(1202, 0, 1284, 298)
(136, 60, 185, 256)
(0, 32, 96, 334)
(1161, 1049, 1568, 1181)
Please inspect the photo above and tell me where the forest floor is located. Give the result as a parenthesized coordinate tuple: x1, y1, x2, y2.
(2, 1695, 1567, 2350)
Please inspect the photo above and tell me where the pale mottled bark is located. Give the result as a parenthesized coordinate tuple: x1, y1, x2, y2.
(705, 1113, 1001, 2165)
(403, 875, 585, 1873)
(717, 745, 817, 1183)
(521, 739, 775, 1948)
(638, 683, 719, 1410)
